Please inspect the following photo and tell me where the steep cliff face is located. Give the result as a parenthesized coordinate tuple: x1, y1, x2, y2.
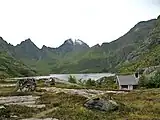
(0, 37, 15, 56)
(15, 38, 41, 60)
(101, 19, 156, 52)
(119, 16, 160, 73)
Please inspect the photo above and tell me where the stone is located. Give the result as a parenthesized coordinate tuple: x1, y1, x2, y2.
(16, 78, 36, 92)
(84, 98, 119, 112)
(45, 77, 56, 86)
(0, 105, 5, 109)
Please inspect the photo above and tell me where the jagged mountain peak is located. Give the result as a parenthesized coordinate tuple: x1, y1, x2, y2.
(0, 15, 159, 75)
(74, 39, 89, 48)
(91, 44, 101, 48)
(0, 36, 3, 40)
(25, 38, 32, 42)
(0, 36, 9, 44)
(0, 36, 15, 56)
(16, 38, 40, 51)
(62, 38, 89, 46)
(41, 45, 55, 52)
(0, 36, 6, 44)
(41, 45, 48, 49)
(74, 39, 84, 45)
(64, 39, 74, 45)
(57, 38, 89, 53)
(19, 38, 35, 45)
(15, 38, 41, 60)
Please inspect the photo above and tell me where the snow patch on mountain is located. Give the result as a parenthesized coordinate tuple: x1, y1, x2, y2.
(74, 39, 84, 45)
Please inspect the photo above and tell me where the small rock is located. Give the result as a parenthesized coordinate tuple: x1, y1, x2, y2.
(11, 115, 18, 118)
(84, 98, 119, 112)
(0, 105, 5, 109)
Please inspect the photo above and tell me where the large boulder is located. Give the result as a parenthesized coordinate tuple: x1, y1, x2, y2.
(16, 78, 36, 92)
(84, 98, 119, 112)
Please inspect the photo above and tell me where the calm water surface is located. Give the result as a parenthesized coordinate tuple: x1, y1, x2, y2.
(13, 73, 115, 81)
(50, 73, 115, 81)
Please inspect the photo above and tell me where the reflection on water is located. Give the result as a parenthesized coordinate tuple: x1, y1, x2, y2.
(13, 73, 115, 81)
(50, 73, 115, 81)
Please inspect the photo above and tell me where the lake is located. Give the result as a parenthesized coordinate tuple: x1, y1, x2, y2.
(13, 73, 115, 81)
(50, 73, 115, 81)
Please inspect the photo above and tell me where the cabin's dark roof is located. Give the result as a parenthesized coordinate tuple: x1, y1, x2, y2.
(117, 75, 138, 85)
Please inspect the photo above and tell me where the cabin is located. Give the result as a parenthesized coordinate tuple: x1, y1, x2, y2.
(116, 74, 139, 90)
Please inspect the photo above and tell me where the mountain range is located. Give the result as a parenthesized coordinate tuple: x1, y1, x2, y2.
(0, 15, 160, 77)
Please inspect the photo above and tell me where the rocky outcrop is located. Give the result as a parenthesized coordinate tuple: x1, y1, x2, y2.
(84, 98, 119, 112)
(57, 39, 89, 54)
(16, 78, 37, 92)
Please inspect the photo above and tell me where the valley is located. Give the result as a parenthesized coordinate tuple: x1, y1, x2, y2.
(0, 15, 160, 76)
(0, 14, 160, 120)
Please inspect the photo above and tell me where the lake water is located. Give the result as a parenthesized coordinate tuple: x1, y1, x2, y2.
(13, 73, 115, 81)
(50, 73, 115, 81)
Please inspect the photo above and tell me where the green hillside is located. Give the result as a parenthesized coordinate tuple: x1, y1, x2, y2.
(119, 15, 160, 73)
(0, 15, 159, 75)
(49, 18, 158, 74)
(0, 52, 37, 78)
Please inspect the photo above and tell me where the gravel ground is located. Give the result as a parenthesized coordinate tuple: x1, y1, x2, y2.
(0, 95, 45, 108)
(40, 87, 126, 98)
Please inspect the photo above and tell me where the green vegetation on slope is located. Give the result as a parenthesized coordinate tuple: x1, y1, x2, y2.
(0, 52, 37, 78)
(0, 15, 159, 75)
(119, 45, 160, 73)
(47, 18, 158, 74)
(139, 71, 160, 88)
(119, 15, 160, 73)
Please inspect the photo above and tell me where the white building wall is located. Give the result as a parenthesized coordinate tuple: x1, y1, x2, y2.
(128, 85, 133, 90)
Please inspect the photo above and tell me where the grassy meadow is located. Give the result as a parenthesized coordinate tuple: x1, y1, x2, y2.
(0, 79, 160, 120)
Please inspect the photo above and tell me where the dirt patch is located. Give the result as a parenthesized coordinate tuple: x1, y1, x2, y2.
(0, 84, 16, 87)
(0, 95, 45, 108)
(40, 87, 126, 98)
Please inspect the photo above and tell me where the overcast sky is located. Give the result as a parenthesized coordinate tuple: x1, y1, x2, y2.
(0, 0, 160, 48)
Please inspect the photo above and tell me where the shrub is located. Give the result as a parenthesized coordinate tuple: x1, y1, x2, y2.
(96, 76, 118, 89)
(78, 79, 85, 86)
(139, 71, 160, 88)
(150, 71, 160, 88)
(68, 75, 77, 84)
(138, 75, 148, 87)
(85, 79, 96, 87)
(0, 106, 10, 118)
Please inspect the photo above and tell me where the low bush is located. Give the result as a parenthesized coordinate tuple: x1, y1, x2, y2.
(85, 79, 96, 87)
(68, 75, 77, 84)
(139, 71, 160, 88)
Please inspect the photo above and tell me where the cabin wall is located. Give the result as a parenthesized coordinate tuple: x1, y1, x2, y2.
(128, 85, 133, 90)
